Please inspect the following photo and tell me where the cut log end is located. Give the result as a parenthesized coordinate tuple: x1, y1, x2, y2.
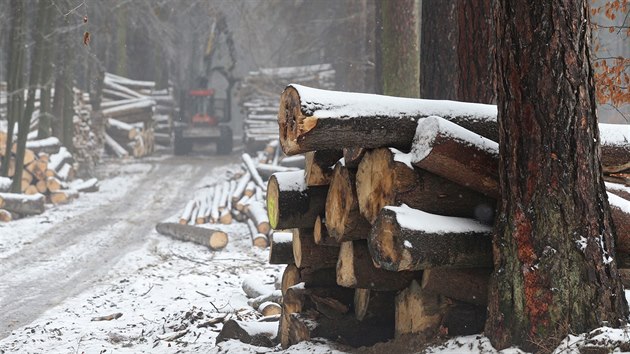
(209, 231, 229, 250)
(278, 86, 304, 155)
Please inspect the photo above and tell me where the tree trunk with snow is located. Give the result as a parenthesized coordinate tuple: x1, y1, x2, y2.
(486, 1, 629, 350)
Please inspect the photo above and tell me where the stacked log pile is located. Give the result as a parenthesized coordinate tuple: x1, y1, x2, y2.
(0, 132, 99, 221)
(238, 64, 335, 153)
(163, 139, 304, 251)
(102, 73, 177, 158)
(266, 84, 630, 348)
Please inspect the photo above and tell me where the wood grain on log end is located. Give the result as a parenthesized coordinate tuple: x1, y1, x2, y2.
(278, 86, 305, 155)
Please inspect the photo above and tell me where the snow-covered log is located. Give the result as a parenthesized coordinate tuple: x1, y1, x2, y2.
(607, 192, 630, 254)
(368, 206, 493, 271)
(266, 170, 327, 229)
(104, 133, 129, 158)
(232, 172, 251, 203)
(277, 84, 498, 155)
(215, 319, 277, 347)
(69, 178, 99, 193)
(336, 240, 416, 291)
(356, 147, 496, 224)
(269, 231, 294, 264)
(179, 200, 198, 225)
(244, 200, 270, 235)
(0, 177, 11, 192)
(325, 162, 371, 242)
(256, 163, 299, 180)
(48, 146, 74, 172)
(409, 116, 499, 198)
(241, 153, 267, 190)
(248, 289, 283, 309)
(50, 189, 79, 205)
(0, 192, 45, 215)
(155, 222, 228, 251)
(25, 137, 61, 155)
(107, 118, 138, 141)
(242, 275, 276, 299)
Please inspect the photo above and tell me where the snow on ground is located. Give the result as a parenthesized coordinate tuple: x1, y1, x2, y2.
(1, 157, 630, 354)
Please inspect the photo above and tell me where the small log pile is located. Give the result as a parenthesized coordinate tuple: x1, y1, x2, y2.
(102, 73, 176, 158)
(266, 84, 630, 348)
(238, 64, 335, 153)
(166, 139, 304, 250)
(0, 133, 99, 221)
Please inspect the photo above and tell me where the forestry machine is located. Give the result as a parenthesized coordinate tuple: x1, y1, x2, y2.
(174, 79, 233, 155)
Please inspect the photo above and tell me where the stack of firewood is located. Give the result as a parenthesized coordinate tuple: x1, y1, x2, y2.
(0, 132, 99, 222)
(102, 73, 176, 158)
(164, 140, 305, 251)
(265, 84, 630, 348)
(238, 64, 335, 153)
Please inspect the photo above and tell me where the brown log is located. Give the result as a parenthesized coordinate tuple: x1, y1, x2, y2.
(441, 300, 487, 336)
(215, 319, 276, 347)
(313, 215, 339, 247)
(259, 302, 282, 317)
(356, 148, 496, 224)
(266, 170, 327, 229)
(284, 310, 393, 348)
(26, 137, 61, 155)
(281, 264, 337, 296)
(337, 240, 416, 291)
(293, 228, 338, 269)
(245, 200, 271, 235)
(107, 117, 138, 142)
(0, 192, 46, 215)
(325, 162, 371, 242)
(253, 233, 269, 248)
(24, 185, 39, 195)
(421, 268, 491, 307)
(35, 179, 47, 194)
(25, 159, 48, 181)
(395, 280, 446, 338)
(269, 231, 295, 264)
(0, 209, 13, 222)
(410, 116, 499, 198)
(278, 84, 498, 155)
(342, 147, 366, 169)
(50, 189, 79, 205)
(304, 150, 343, 186)
(606, 192, 630, 254)
(369, 206, 493, 271)
(248, 290, 282, 310)
(155, 222, 228, 251)
(354, 288, 396, 324)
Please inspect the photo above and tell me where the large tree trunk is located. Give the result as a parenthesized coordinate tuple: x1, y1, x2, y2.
(377, 0, 420, 98)
(486, 1, 629, 351)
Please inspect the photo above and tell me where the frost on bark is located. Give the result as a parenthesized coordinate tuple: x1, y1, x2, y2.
(486, 1, 628, 351)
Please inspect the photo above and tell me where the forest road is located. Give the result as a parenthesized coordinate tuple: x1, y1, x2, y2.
(0, 152, 236, 340)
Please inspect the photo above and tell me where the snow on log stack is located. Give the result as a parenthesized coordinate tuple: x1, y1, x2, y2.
(266, 84, 630, 348)
(238, 64, 335, 153)
(102, 73, 177, 158)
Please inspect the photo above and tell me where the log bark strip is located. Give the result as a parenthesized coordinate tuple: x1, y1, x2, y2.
(325, 162, 371, 242)
(410, 116, 499, 198)
(277, 84, 498, 155)
(337, 240, 416, 291)
(357, 147, 496, 223)
(155, 222, 228, 251)
(369, 206, 493, 271)
(266, 170, 327, 229)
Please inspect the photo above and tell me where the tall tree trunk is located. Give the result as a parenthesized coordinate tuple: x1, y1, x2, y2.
(2, 0, 25, 178)
(14, 0, 49, 192)
(38, 0, 55, 139)
(486, 1, 628, 351)
(420, 0, 494, 104)
(377, 0, 420, 97)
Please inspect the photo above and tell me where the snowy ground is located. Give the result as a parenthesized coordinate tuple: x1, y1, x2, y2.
(1, 155, 630, 354)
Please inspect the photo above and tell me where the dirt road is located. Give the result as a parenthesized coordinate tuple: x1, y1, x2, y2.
(0, 152, 236, 340)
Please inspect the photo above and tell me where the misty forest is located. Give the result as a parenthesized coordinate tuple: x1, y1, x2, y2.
(0, 1, 629, 353)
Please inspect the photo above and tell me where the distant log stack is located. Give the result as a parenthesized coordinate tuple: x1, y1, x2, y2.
(238, 64, 335, 153)
(265, 84, 630, 349)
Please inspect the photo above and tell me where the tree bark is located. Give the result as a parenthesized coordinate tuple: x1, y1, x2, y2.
(269, 231, 294, 265)
(304, 150, 343, 186)
(0, 192, 46, 215)
(292, 228, 339, 270)
(313, 215, 339, 247)
(486, 1, 629, 351)
(377, 0, 420, 98)
(421, 268, 491, 307)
